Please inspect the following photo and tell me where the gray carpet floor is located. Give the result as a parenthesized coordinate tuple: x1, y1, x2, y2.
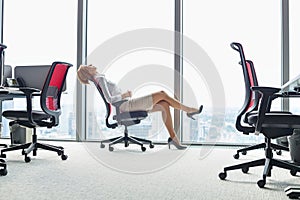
(0, 140, 299, 200)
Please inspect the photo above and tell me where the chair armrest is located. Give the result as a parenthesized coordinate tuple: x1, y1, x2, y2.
(251, 86, 281, 112)
(112, 99, 127, 108)
(251, 86, 281, 95)
(18, 87, 41, 125)
(112, 99, 128, 114)
(251, 86, 281, 134)
(19, 87, 41, 94)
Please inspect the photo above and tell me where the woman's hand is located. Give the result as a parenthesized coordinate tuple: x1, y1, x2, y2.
(121, 90, 132, 99)
(127, 90, 132, 97)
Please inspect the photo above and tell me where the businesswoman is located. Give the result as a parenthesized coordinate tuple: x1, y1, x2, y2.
(77, 65, 203, 150)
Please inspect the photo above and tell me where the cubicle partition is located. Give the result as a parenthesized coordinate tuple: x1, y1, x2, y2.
(14, 65, 66, 90)
(3, 65, 12, 85)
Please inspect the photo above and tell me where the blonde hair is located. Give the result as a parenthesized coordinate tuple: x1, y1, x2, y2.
(77, 65, 97, 84)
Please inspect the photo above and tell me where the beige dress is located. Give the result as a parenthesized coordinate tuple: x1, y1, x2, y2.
(94, 74, 154, 112)
(119, 94, 153, 112)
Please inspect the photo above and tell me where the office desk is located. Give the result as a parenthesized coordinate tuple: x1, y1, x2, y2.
(281, 74, 300, 93)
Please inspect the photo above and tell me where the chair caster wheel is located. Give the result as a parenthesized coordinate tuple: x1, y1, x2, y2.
(0, 154, 6, 158)
(233, 154, 239, 159)
(257, 179, 266, 188)
(61, 154, 68, 160)
(290, 169, 297, 176)
(125, 142, 129, 147)
(0, 168, 8, 176)
(141, 146, 146, 152)
(242, 167, 249, 173)
(100, 143, 105, 148)
(25, 156, 31, 163)
(219, 172, 227, 180)
(242, 151, 247, 155)
(149, 144, 154, 148)
(21, 150, 25, 155)
(109, 146, 114, 152)
(276, 150, 282, 155)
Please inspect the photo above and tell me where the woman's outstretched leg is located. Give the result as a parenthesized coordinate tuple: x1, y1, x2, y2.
(151, 91, 198, 113)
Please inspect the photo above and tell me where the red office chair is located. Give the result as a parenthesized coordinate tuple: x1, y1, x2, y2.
(219, 42, 300, 188)
(230, 42, 290, 159)
(0, 61, 72, 163)
(90, 78, 154, 152)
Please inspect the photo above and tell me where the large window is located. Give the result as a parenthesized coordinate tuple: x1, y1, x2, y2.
(86, 0, 174, 142)
(289, 0, 300, 114)
(2, 0, 77, 139)
(0, 1, 286, 145)
(182, 0, 281, 144)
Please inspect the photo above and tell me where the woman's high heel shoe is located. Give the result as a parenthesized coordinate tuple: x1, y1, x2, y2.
(168, 137, 187, 150)
(187, 105, 203, 120)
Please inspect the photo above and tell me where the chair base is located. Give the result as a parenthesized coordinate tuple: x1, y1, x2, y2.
(285, 186, 300, 199)
(0, 144, 7, 148)
(234, 141, 289, 159)
(0, 158, 7, 176)
(220, 139, 300, 188)
(0, 129, 67, 163)
(100, 126, 154, 152)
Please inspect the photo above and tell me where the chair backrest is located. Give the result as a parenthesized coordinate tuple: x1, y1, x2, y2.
(231, 42, 260, 133)
(0, 44, 7, 87)
(244, 60, 260, 113)
(91, 78, 118, 129)
(40, 61, 72, 126)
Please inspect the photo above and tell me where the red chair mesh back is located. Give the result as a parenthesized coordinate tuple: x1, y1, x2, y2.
(45, 63, 69, 110)
(49, 64, 68, 90)
(246, 61, 255, 111)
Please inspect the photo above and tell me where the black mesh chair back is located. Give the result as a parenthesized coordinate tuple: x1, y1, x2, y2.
(231, 42, 260, 133)
(91, 78, 118, 129)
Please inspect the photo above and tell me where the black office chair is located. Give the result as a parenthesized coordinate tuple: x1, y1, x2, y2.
(230, 42, 290, 159)
(0, 44, 8, 175)
(90, 78, 154, 152)
(0, 61, 72, 163)
(0, 158, 7, 176)
(219, 42, 300, 188)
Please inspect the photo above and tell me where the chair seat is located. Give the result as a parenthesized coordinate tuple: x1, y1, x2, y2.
(3, 110, 50, 121)
(115, 111, 148, 121)
(246, 111, 291, 118)
(248, 113, 300, 138)
(248, 113, 300, 128)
